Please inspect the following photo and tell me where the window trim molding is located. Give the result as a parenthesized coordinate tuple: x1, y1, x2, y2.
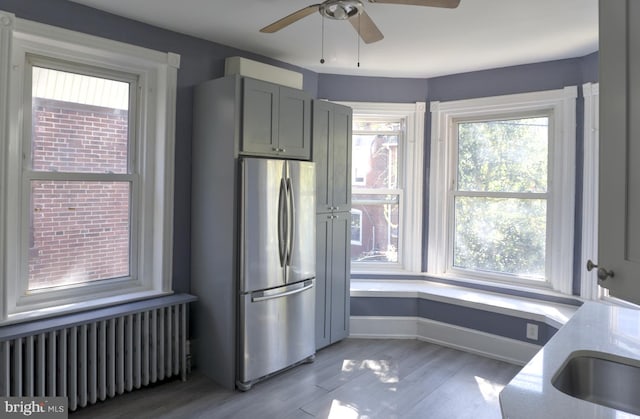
(337, 101, 425, 273)
(428, 87, 577, 294)
(580, 82, 600, 300)
(0, 10, 179, 323)
(0, 11, 12, 321)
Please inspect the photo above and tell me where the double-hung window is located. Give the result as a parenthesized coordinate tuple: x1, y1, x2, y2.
(0, 11, 179, 322)
(342, 102, 425, 273)
(27, 59, 137, 291)
(351, 117, 403, 264)
(428, 87, 577, 293)
(452, 114, 550, 279)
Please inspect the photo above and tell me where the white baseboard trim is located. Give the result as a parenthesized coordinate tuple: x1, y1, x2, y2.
(350, 316, 541, 366)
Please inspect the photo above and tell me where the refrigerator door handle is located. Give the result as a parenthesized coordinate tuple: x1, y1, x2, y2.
(277, 178, 287, 267)
(251, 280, 314, 303)
(285, 177, 295, 266)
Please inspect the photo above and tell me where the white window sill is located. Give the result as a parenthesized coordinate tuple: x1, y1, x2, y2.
(350, 277, 580, 329)
(3, 290, 174, 327)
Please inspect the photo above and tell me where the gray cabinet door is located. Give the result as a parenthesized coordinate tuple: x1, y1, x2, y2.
(312, 100, 353, 350)
(279, 86, 311, 159)
(329, 212, 351, 343)
(314, 212, 351, 350)
(315, 214, 332, 349)
(312, 100, 333, 213)
(241, 78, 311, 159)
(312, 101, 352, 213)
(241, 78, 278, 156)
(598, 0, 640, 304)
(330, 104, 352, 212)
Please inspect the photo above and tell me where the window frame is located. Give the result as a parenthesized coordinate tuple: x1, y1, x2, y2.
(338, 101, 425, 274)
(428, 87, 577, 294)
(448, 111, 552, 281)
(0, 11, 179, 323)
(24, 56, 139, 294)
(352, 119, 404, 266)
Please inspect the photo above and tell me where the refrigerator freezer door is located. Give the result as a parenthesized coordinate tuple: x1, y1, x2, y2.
(286, 161, 316, 283)
(238, 279, 315, 389)
(241, 158, 287, 293)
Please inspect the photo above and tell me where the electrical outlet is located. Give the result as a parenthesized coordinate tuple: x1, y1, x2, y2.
(526, 323, 539, 341)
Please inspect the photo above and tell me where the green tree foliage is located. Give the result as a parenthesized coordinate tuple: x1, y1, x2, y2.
(454, 118, 549, 279)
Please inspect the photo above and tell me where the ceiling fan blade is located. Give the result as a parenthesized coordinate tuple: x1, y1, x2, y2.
(349, 10, 384, 44)
(260, 4, 321, 33)
(367, 0, 460, 8)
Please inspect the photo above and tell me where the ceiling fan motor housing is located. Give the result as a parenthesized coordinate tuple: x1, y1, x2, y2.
(320, 0, 364, 20)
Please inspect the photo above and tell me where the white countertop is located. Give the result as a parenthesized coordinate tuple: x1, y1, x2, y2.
(500, 301, 640, 418)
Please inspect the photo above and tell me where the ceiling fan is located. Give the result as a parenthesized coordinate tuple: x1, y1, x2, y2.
(260, 0, 461, 44)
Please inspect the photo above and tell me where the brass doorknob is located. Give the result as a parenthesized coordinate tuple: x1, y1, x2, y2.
(587, 260, 614, 281)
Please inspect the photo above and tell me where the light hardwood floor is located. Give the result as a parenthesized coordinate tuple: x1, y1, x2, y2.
(70, 339, 521, 419)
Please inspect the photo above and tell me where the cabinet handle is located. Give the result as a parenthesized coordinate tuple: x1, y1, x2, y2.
(586, 259, 614, 281)
(334, 206, 339, 211)
(280, 148, 286, 152)
(272, 147, 279, 152)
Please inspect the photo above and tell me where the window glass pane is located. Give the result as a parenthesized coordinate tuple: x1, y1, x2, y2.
(352, 134, 399, 189)
(350, 210, 362, 245)
(457, 117, 548, 193)
(453, 196, 546, 279)
(351, 194, 399, 263)
(29, 181, 131, 290)
(31, 66, 130, 174)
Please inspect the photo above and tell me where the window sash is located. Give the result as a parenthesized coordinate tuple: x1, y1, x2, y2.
(428, 87, 577, 293)
(351, 189, 403, 267)
(352, 130, 404, 191)
(448, 112, 552, 283)
(22, 57, 141, 293)
(25, 55, 139, 176)
(352, 121, 405, 267)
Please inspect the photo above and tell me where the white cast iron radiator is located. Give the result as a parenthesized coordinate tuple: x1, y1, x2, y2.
(0, 294, 195, 411)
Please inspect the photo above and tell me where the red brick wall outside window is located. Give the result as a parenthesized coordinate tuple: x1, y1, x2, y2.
(28, 98, 131, 290)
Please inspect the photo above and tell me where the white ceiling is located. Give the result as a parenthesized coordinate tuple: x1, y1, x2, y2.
(68, 0, 598, 78)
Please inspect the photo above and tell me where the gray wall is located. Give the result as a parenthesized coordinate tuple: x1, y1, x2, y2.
(0, 0, 598, 300)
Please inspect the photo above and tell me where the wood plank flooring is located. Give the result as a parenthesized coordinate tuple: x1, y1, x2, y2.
(69, 338, 521, 419)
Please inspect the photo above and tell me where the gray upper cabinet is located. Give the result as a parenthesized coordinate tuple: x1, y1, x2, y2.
(312, 100, 352, 213)
(241, 77, 311, 160)
(598, 0, 640, 304)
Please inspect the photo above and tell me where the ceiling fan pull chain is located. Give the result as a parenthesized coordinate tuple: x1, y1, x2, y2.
(320, 15, 325, 64)
(357, 13, 361, 67)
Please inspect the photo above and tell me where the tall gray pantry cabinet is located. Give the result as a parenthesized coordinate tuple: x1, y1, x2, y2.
(190, 75, 312, 390)
(312, 100, 353, 350)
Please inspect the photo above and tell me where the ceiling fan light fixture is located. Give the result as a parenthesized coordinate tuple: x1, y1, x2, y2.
(320, 0, 364, 20)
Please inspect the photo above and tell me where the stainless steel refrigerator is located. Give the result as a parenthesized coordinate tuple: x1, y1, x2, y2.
(237, 157, 316, 391)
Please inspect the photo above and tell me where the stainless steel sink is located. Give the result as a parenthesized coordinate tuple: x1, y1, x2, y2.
(552, 351, 640, 415)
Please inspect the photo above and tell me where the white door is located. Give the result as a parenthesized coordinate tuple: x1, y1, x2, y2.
(597, 0, 640, 304)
